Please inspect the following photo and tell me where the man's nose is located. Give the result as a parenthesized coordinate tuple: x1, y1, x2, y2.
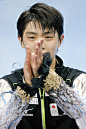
(36, 38, 45, 49)
(36, 38, 44, 43)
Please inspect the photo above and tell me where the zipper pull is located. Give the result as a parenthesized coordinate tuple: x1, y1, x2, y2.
(41, 94, 43, 99)
(40, 89, 43, 99)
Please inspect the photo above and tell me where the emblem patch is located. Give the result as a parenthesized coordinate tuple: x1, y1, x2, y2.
(45, 92, 49, 96)
(24, 108, 33, 116)
(50, 103, 59, 116)
(34, 93, 37, 97)
(29, 98, 39, 105)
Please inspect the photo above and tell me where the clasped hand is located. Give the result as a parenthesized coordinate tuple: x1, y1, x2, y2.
(23, 40, 43, 86)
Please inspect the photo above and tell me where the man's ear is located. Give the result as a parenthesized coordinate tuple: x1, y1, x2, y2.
(18, 36, 25, 48)
(58, 34, 64, 47)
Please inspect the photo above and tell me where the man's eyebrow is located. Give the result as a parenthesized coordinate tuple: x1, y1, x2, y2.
(25, 30, 55, 35)
(26, 31, 38, 35)
(42, 31, 55, 35)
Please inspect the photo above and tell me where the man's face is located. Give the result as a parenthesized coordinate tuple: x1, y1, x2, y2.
(19, 21, 62, 60)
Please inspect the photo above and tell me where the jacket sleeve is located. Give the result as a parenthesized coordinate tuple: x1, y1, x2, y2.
(42, 69, 86, 119)
(0, 79, 32, 129)
(73, 73, 86, 129)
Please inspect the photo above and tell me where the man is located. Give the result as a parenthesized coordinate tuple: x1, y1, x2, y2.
(0, 3, 86, 129)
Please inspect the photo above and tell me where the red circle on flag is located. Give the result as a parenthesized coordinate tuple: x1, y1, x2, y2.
(52, 105, 55, 108)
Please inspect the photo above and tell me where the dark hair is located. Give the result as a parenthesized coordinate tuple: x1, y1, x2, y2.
(17, 3, 64, 40)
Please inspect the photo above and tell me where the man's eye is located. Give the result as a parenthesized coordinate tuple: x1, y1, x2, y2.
(28, 37, 35, 39)
(45, 36, 53, 39)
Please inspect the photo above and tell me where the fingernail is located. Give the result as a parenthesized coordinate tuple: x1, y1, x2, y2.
(32, 53, 35, 55)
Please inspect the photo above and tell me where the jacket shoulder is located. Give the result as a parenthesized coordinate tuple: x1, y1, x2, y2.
(1, 69, 23, 90)
(56, 66, 86, 86)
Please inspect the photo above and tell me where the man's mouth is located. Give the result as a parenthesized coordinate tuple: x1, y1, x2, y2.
(42, 52, 46, 55)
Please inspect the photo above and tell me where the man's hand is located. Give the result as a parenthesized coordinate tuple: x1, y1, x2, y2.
(23, 47, 33, 86)
(23, 40, 43, 86)
(32, 40, 43, 77)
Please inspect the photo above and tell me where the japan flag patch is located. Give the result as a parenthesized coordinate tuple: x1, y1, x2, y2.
(50, 103, 59, 116)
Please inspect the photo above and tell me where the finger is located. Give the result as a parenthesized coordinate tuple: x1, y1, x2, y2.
(34, 53, 38, 65)
(24, 47, 32, 75)
(31, 52, 39, 77)
(37, 39, 43, 59)
(34, 41, 40, 61)
(25, 58, 31, 71)
(38, 42, 41, 59)
(24, 61, 32, 85)
(34, 42, 37, 51)
(35, 45, 39, 56)
(25, 46, 31, 61)
(32, 52, 38, 69)
(26, 46, 31, 52)
(34, 40, 43, 65)
(24, 50, 32, 85)
(38, 40, 43, 62)
(32, 53, 35, 65)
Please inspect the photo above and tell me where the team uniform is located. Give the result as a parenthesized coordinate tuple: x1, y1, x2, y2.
(0, 55, 86, 129)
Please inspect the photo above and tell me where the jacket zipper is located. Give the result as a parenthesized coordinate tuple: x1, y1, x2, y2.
(39, 88, 46, 129)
